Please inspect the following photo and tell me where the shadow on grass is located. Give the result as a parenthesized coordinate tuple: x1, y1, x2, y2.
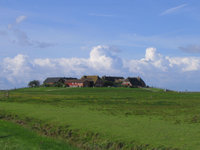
(0, 134, 12, 138)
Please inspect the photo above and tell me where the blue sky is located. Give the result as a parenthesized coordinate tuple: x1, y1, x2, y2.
(1, 0, 200, 91)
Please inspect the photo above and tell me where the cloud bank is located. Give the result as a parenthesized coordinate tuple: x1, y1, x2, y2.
(1, 45, 200, 91)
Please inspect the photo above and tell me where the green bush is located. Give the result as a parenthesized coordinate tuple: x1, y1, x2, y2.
(28, 80, 40, 88)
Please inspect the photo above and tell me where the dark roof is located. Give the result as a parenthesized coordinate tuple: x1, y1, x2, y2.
(43, 77, 77, 84)
(102, 76, 124, 82)
(125, 77, 146, 87)
(43, 77, 64, 84)
(65, 79, 86, 83)
(64, 77, 77, 81)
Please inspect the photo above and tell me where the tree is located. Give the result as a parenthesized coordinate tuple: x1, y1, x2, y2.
(53, 81, 65, 87)
(28, 80, 40, 87)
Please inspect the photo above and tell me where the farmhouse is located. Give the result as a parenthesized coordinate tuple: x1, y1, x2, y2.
(43, 76, 147, 88)
(102, 76, 124, 83)
(122, 77, 146, 87)
(81, 76, 104, 87)
(65, 79, 92, 87)
(43, 77, 77, 85)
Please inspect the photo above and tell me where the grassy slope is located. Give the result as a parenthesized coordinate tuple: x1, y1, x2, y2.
(1, 87, 200, 149)
(0, 120, 77, 150)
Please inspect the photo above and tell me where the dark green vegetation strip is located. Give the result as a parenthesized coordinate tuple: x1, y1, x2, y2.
(1, 87, 200, 149)
(0, 120, 77, 150)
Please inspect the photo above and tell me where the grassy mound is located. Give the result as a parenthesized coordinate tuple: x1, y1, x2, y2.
(0, 87, 200, 149)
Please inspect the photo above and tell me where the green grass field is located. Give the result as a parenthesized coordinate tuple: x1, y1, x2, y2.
(1, 87, 200, 149)
(0, 119, 77, 150)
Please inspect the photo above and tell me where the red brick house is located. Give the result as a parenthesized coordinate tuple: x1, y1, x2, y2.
(65, 79, 92, 87)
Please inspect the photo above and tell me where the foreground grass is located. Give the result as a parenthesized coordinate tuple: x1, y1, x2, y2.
(0, 120, 77, 150)
(1, 87, 200, 149)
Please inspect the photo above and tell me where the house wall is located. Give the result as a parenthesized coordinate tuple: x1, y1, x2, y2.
(67, 82, 84, 87)
(115, 79, 124, 83)
(83, 81, 92, 87)
(122, 81, 132, 87)
(95, 79, 104, 87)
(48, 83, 54, 85)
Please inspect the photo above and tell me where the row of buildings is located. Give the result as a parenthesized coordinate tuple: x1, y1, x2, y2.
(43, 76, 146, 88)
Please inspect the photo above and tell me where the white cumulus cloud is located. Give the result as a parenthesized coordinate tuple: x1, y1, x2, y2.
(1, 54, 31, 84)
(167, 57, 200, 72)
(89, 45, 123, 73)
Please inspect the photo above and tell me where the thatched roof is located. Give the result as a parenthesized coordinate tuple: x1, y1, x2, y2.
(81, 75, 101, 84)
